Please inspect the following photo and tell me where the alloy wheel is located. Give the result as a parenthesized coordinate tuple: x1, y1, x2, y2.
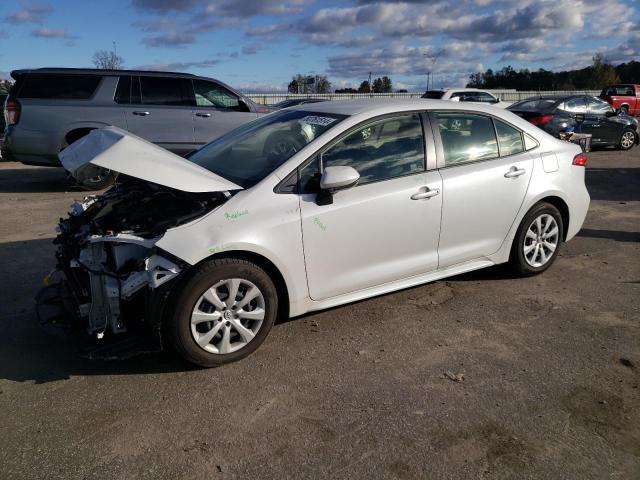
(621, 131, 635, 150)
(190, 278, 266, 354)
(523, 214, 559, 268)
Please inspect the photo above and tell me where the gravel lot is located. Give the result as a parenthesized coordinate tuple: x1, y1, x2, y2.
(0, 148, 638, 479)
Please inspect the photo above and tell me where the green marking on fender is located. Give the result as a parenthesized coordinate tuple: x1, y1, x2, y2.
(313, 216, 327, 231)
(224, 210, 249, 220)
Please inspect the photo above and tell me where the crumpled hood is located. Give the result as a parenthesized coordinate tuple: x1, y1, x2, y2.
(59, 126, 241, 193)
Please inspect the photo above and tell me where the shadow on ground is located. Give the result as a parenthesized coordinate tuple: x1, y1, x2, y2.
(585, 167, 640, 202)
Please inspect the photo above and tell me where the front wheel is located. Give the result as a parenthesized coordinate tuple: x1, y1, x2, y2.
(617, 128, 636, 151)
(509, 202, 564, 277)
(165, 257, 278, 367)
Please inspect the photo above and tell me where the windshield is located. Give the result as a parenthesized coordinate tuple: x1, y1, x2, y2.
(422, 91, 445, 99)
(509, 98, 558, 112)
(189, 110, 346, 188)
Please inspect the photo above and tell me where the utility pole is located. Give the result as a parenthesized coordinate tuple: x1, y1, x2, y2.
(368, 72, 372, 94)
(423, 49, 444, 90)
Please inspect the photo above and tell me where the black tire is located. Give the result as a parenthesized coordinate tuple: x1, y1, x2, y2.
(165, 257, 278, 367)
(619, 105, 629, 115)
(75, 166, 118, 190)
(509, 202, 564, 277)
(617, 128, 636, 151)
(60, 132, 118, 190)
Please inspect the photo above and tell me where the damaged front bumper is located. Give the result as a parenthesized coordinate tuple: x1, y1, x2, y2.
(37, 230, 185, 359)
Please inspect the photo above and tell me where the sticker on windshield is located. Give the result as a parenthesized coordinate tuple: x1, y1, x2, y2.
(301, 116, 337, 127)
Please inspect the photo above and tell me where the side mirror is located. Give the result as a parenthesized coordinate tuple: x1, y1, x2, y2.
(606, 110, 616, 117)
(316, 166, 360, 205)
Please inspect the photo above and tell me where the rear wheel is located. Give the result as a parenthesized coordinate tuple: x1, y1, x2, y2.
(617, 128, 636, 151)
(619, 105, 629, 115)
(165, 257, 278, 367)
(61, 129, 117, 190)
(510, 202, 563, 276)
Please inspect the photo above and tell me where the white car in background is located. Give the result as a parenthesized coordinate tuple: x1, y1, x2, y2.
(47, 99, 589, 367)
(423, 88, 512, 108)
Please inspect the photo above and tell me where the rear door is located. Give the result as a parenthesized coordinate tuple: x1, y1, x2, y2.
(118, 75, 197, 155)
(432, 111, 533, 267)
(192, 79, 258, 145)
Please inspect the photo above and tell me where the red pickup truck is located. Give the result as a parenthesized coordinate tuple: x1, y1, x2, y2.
(600, 84, 640, 116)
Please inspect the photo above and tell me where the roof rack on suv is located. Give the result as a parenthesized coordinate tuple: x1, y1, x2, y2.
(10, 68, 198, 80)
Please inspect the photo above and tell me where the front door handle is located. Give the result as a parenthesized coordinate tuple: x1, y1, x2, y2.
(132, 111, 150, 116)
(411, 187, 440, 200)
(195, 112, 212, 118)
(504, 167, 526, 178)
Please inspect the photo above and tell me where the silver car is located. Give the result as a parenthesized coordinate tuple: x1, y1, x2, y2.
(45, 99, 590, 367)
(2, 68, 269, 188)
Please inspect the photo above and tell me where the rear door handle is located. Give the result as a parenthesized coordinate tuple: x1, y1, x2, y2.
(132, 111, 150, 116)
(195, 112, 212, 118)
(504, 167, 526, 178)
(411, 187, 440, 200)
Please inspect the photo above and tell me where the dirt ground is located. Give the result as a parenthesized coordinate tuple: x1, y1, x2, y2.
(0, 148, 638, 480)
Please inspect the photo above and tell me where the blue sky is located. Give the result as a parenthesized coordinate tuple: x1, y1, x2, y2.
(1, 0, 639, 92)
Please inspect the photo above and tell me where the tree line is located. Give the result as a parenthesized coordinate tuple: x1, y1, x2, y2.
(467, 54, 638, 91)
(289, 74, 398, 94)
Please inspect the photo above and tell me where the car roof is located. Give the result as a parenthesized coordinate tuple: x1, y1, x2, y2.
(288, 98, 502, 116)
(10, 67, 246, 98)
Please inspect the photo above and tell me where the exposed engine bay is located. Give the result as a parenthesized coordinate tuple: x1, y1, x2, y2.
(38, 178, 231, 357)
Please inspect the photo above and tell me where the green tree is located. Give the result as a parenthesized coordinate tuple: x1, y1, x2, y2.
(288, 74, 331, 94)
(358, 80, 371, 93)
(0, 79, 13, 94)
(381, 76, 393, 93)
(372, 77, 383, 93)
(592, 54, 620, 88)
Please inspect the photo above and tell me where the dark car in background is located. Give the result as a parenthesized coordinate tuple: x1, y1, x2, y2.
(508, 95, 639, 150)
(2, 68, 270, 188)
(272, 98, 326, 109)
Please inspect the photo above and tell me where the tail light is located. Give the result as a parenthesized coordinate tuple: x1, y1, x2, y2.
(572, 153, 587, 166)
(530, 114, 554, 126)
(4, 98, 21, 126)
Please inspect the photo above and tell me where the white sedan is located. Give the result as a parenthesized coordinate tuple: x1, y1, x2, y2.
(51, 99, 590, 366)
(422, 88, 513, 108)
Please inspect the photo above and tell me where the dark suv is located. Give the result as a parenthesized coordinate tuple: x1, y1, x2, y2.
(2, 68, 269, 188)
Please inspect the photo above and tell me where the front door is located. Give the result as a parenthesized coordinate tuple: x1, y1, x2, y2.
(433, 112, 533, 267)
(121, 76, 196, 156)
(299, 113, 443, 300)
(192, 79, 259, 145)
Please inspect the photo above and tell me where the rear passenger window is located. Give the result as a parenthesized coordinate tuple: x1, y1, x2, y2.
(494, 120, 524, 156)
(322, 113, 425, 185)
(114, 76, 131, 104)
(18, 74, 101, 99)
(435, 112, 499, 166)
(139, 77, 195, 106)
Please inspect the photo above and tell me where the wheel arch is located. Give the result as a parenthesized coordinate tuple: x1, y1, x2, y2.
(537, 195, 570, 241)
(202, 250, 291, 320)
(60, 121, 113, 150)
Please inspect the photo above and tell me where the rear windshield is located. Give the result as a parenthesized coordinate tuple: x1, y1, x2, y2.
(422, 91, 445, 99)
(601, 85, 635, 96)
(17, 74, 101, 99)
(509, 98, 558, 112)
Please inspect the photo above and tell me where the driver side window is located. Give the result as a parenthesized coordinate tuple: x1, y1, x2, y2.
(321, 113, 425, 185)
(193, 79, 242, 109)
